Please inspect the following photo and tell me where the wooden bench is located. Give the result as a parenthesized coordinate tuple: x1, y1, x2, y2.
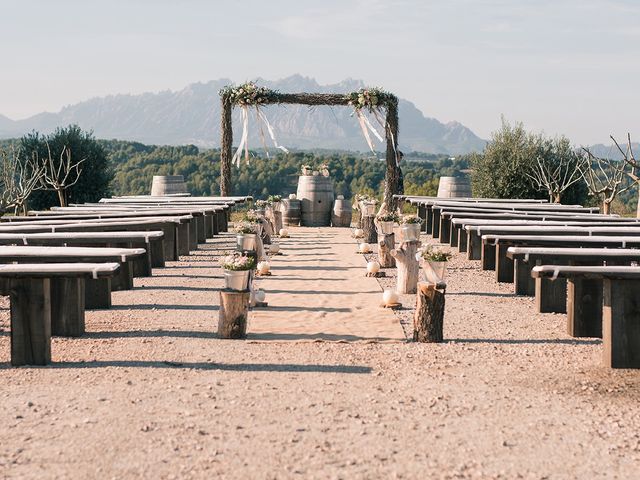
(0, 231, 163, 277)
(532, 265, 640, 368)
(481, 232, 640, 280)
(450, 215, 639, 252)
(0, 218, 177, 264)
(1, 262, 120, 366)
(0, 246, 146, 308)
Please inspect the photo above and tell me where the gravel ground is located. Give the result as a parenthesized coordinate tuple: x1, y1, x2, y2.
(1, 230, 640, 479)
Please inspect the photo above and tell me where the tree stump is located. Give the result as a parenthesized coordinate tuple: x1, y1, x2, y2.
(413, 282, 445, 343)
(361, 215, 377, 244)
(378, 233, 396, 268)
(218, 290, 250, 339)
(255, 235, 267, 262)
(272, 210, 283, 234)
(391, 240, 421, 294)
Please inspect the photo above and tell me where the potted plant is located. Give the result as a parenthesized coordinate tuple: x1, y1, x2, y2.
(235, 221, 258, 251)
(320, 163, 330, 177)
(417, 245, 453, 285)
(400, 214, 423, 242)
(267, 194, 282, 212)
(221, 252, 256, 291)
(376, 212, 398, 235)
(301, 164, 312, 176)
(254, 199, 268, 216)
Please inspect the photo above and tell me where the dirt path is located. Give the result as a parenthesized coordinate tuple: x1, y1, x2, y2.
(1, 228, 639, 479)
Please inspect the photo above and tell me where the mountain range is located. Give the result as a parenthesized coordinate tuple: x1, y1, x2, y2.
(0, 75, 487, 154)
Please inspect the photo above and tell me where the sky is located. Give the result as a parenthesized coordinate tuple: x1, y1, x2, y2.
(1, 0, 639, 145)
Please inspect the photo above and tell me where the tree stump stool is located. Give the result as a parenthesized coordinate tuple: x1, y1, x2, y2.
(390, 240, 421, 294)
(413, 282, 445, 343)
(218, 290, 250, 339)
(378, 233, 396, 268)
(258, 217, 272, 245)
(361, 215, 377, 244)
(272, 210, 283, 235)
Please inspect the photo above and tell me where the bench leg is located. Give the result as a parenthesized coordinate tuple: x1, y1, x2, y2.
(150, 240, 165, 268)
(425, 206, 433, 235)
(567, 278, 602, 338)
(450, 224, 459, 248)
(514, 260, 535, 296)
(458, 228, 468, 253)
(205, 213, 215, 238)
(50, 277, 85, 337)
(481, 242, 496, 270)
(85, 278, 112, 310)
(177, 223, 190, 256)
(418, 205, 427, 232)
(495, 244, 514, 283)
(188, 220, 198, 251)
(196, 216, 206, 244)
(160, 225, 177, 262)
(111, 261, 134, 291)
(468, 232, 481, 260)
(432, 210, 441, 238)
(603, 279, 640, 368)
(10, 278, 51, 366)
(535, 277, 567, 314)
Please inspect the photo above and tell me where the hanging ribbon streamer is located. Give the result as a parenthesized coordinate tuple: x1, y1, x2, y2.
(256, 107, 289, 154)
(355, 109, 384, 153)
(232, 106, 250, 167)
(372, 108, 399, 166)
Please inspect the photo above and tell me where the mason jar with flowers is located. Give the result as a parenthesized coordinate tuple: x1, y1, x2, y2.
(376, 211, 398, 235)
(221, 252, 256, 291)
(400, 214, 423, 242)
(416, 245, 453, 285)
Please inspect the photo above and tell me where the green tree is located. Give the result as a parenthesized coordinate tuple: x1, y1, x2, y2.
(21, 125, 112, 209)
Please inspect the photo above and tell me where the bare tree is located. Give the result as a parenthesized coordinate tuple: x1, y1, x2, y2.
(40, 142, 86, 207)
(581, 147, 632, 215)
(610, 134, 640, 218)
(0, 147, 45, 216)
(525, 138, 585, 203)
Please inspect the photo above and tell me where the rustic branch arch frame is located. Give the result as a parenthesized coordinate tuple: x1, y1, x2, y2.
(219, 90, 401, 208)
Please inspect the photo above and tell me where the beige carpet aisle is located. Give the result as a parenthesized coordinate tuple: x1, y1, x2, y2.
(250, 227, 405, 342)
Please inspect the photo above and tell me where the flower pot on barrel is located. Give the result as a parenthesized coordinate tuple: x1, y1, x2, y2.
(400, 215, 423, 242)
(221, 252, 256, 291)
(417, 245, 452, 286)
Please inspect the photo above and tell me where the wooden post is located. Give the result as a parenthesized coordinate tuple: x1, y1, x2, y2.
(362, 215, 377, 244)
(220, 96, 233, 196)
(378, 233, 396, 268)
(481, 241, 496, 270)
(495, 244, 514, 283)
(259, 217, 272, 245)
(535, 277, 567, 313)
(218, 290, 250, 339)
(273, 210, 283, 234)
(10, 277, 52, 366)
(255, 234, 267, 262)
(567, 278, 603, 338)
(391, 240, 421, 294)
(85, 278, 112, 310)
(514, 259, 536, 296)
(413, 282, 445, 342)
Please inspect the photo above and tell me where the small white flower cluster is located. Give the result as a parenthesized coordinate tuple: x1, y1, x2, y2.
(347, 87, 393, 111)
(221, 252, 256, 271)
(400, 214, 422, 225)
(416, 244, 452, 262)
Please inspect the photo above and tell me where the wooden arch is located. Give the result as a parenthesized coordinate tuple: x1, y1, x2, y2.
(219, 91, 401, 208)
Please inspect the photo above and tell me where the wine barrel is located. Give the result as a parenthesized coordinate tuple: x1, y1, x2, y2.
(436, 176, 472, 198)
(331, 198, 352, 227)
(151, 175, 188, 196)
(281, 199, 301, 226)
(296, 175, 334, 227)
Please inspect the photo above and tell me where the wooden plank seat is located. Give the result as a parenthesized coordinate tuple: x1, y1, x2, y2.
(0, 262, 120, 366)
(0, 246, 145, 308)
(450, 215, 639, 253)
(0, 231, 163, 278)
(532, 265, 640, 368)
(0, 218, 180, 263)
(481, 232, 640, 283)
(430, 204, 605, 240)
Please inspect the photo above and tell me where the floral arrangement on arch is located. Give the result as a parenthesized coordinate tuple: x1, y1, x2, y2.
(219, 81, 278, 107)
(221, 252, 256, 271)
(347, 87, 396, 112)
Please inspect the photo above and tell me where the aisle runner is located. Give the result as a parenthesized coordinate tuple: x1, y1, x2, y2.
(249, 227, 405, 342)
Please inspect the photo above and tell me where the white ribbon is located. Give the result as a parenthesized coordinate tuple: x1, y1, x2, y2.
(232, 106, 250, 167)
(355, 109, 384, 153)
(256, 107, 289, 155)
